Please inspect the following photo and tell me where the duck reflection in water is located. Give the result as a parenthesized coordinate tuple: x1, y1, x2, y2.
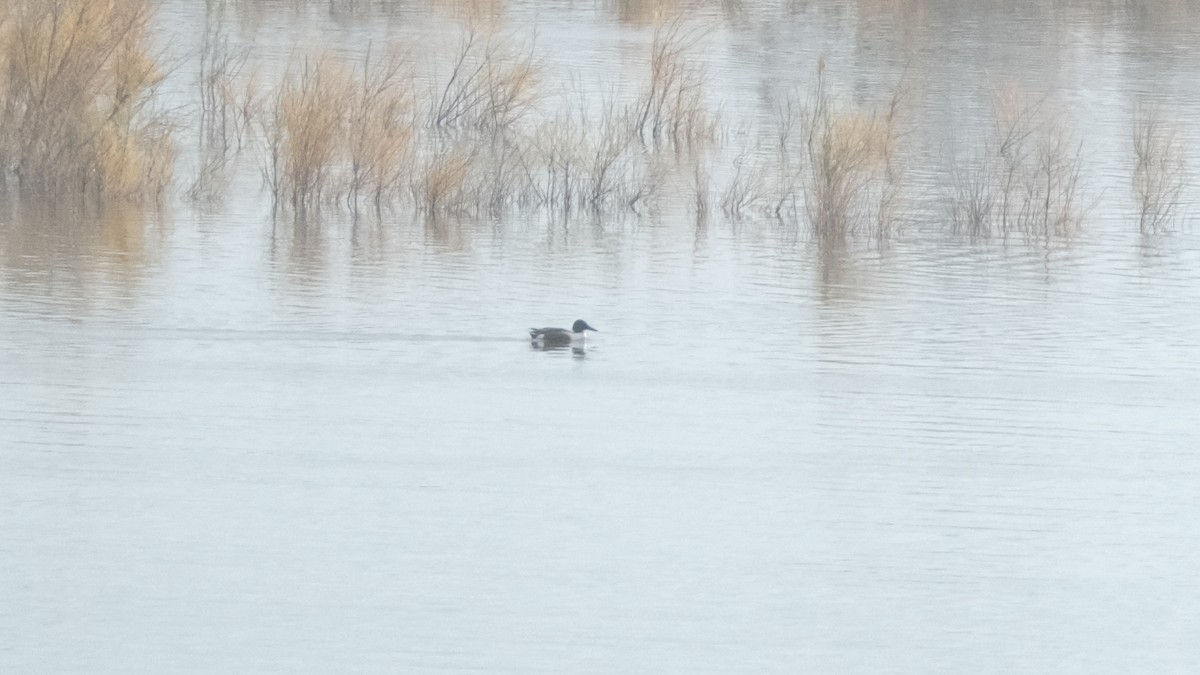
(529, 341, 589, 358)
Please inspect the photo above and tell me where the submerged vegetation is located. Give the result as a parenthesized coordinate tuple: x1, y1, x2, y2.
(944, 84, 1089, 242)
(792, 62, 905, 245)
(263, 55, 354, 211)
(0, 0, 1195, 244)
(1132, 105, 1188, 234)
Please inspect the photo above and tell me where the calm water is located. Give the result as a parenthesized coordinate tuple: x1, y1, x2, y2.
(4, 1, 1200, 672)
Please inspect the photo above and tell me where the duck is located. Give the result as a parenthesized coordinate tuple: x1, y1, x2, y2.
(529, 319, 598, 344)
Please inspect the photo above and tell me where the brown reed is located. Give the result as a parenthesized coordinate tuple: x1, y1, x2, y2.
(632, 18, 716, 148)
(262, 54, 352, 211)
(0, 0, 175, 202)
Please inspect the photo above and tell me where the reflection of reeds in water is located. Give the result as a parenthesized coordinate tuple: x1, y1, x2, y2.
(615, 0, 681, 25)
(424, 0, 506, 25)
(1132, 104, 1187, 234)
(0, 0, 174, 202)
(0, 198, 159, 303)
(945, 83, 1088, 241)
(97, 202, 151, 260)
(422, 211, 472, 250)
(691, 160, 711, 217)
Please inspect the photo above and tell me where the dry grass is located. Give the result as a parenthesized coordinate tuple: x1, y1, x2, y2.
(946, 83, 1088, 241)
(577, 103, 657, 212)
(189, 11, 259, 202)
(198, 15, 255, 153)
(478, 137, 536, 213)
(417, 142, 477, 214)
(578, 110, 639, 209)
(0, 3, 1134, 248)
(1132, 104, 1187, 234)
(521, 96, 659, 215)
(345, 46, 415, 212)
(632, 18, 716, 148)
(720, 149, 769, 218)
(770, 96, 804, 218)
(945, 157, 995, 238)
(0, 0, 175, 202)
(262, 54, 352, 211)
(791, 62, 906, 244)
(255, 32, 543, 219)
(685, 61, 908, 237)
(529, 116, 581, 212)
(432, 29, 540, 133)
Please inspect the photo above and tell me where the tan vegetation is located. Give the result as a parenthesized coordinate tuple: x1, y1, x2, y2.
(241, 27, 911, 244)
(945, 83, 1088, 241)
(6, 4, 1176, 248)
(632, 19, 716, 148)
(243, 22, 685, 219)
(720, 149, 769, 219)
(189, 13, 259, 202)
(433, 30, 540, 132)
(262, 55, 353, 211)
(417, 142, 477, 214)
(346, 47, 415, 212)
(718, 63, 908, 243)
(530, 102, 658, 214)
(0, 0, 174, 202)
(797, 63, 905, 244)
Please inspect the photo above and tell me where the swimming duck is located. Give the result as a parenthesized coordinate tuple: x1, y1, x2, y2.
(529, 319, 598, 344)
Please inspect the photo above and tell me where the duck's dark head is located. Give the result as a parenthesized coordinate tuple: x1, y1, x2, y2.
(572, 319, 597, 333)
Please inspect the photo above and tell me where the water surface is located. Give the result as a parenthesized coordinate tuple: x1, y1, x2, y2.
(3, 1, 1200, 672)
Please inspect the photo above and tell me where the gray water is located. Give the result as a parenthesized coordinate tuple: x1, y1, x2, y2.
(4, 1, 1200, 673)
